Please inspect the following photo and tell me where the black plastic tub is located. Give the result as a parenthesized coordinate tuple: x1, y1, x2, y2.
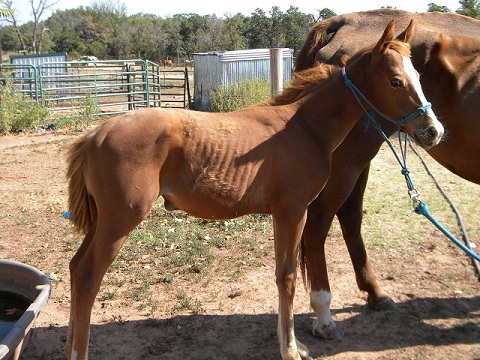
(0, 260, 51, 360)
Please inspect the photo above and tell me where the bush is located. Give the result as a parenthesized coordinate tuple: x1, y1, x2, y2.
(208, 80, 271, 112)
(0, 78, 99, 134)
(0, 78, 52, 134)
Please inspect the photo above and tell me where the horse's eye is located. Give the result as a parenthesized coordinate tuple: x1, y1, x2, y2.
(390, 78, 402, 87)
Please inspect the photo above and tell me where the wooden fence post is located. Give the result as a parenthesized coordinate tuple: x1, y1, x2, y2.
(270, 48, 283, 98)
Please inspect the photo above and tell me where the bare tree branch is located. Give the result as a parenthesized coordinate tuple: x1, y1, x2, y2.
(5, 0, 59, 53)
(4, 0, 27, 51)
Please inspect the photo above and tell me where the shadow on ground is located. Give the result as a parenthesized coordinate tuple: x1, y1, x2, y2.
(21, 295, 480, 359)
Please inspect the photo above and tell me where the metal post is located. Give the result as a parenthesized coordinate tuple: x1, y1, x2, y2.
(270, 48, 283, 98)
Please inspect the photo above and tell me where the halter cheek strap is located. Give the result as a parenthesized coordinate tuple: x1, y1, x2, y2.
(341, 66, 432, 128)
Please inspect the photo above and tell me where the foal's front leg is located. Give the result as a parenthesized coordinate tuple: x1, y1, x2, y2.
(273, 210, 312, 360)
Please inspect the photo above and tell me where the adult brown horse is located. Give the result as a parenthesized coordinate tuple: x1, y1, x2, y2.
(162, 58, 173, 66)
(294, 9, 480, 340)
(65, 21, 443, 360)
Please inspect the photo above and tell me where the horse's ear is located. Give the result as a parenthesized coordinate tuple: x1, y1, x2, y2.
(373, 19, 395, 57)
(396, 20, 415, 43)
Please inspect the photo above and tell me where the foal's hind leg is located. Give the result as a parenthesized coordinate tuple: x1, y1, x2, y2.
(336, 166, 395, 310)
(66, 184, 158, 360)
(65, 223, 96, 358)
(67, 223, 134, 360)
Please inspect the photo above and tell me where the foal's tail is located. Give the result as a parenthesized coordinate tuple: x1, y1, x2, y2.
(294, 17, 339, 72)
(66, 131, 97, 235)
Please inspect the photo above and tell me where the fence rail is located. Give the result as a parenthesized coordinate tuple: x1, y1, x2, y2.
(0, 59, 190, 116)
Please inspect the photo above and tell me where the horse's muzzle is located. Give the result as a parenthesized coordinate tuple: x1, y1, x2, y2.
(413, 124, 443, 148)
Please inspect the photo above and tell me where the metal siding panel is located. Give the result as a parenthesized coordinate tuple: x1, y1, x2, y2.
(193, 48, 293, 110)
(11, 53, 68, 75)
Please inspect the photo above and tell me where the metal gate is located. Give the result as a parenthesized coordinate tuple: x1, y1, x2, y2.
(159, 68, 192, 108)
(1, 58, 192, 116)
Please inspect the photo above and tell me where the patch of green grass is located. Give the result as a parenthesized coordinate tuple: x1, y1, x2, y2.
(361, 137, 480, 256)
(127, 281, 151, 301)
(102, 206, 272, 305)
(99, 290, 117, 301)
(52, 93, 98, 131)
(172, 290, 202, 314)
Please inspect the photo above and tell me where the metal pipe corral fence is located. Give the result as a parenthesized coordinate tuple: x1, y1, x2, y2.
(1, 59, 190, 116)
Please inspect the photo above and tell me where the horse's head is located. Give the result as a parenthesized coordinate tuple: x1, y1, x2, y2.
(347, 20, 444, 149)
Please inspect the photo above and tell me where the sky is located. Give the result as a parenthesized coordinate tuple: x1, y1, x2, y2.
(10, 0, 462, 25)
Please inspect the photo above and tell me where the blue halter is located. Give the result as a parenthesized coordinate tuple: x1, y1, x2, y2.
(341, 66, 432, 128)
(343, 66, 480, 264)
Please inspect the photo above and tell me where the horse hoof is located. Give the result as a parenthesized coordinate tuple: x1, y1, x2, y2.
(312, 321, 343, 340)
(297, 339, 312, 360)
(368, 295, 397, 311)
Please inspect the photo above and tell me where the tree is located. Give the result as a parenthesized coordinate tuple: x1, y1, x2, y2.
(269, 6, 285, 48)
(427, 3, 451, 12)
(196, 15, 227, 53)
(282, 6, 314, 54)
(0, 0, 13, 18)
(1, 3, 336, 60)
(163, 15, 183, 59)
(0, 0, 14, 67)
(456, 0, 480, 18)
(91, 0, 129, 58)
(0, 25, 20, 51)
(5, 0, 59, 53)
(176, 13, 210, 58)
(223, 13, 247, 50)
(127, 14, 163, 60)
(314, 8, 336, 22)
(245, 8, 271, 48)
(45, 7, 109, 58)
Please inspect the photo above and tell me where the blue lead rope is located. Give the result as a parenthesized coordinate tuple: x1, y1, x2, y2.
(342, 66, 480, 264)
(415, 202, 480, 262)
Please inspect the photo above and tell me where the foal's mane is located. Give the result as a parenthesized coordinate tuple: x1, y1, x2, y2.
(269, 39, 411, 106)
(269, 63, 340, 105)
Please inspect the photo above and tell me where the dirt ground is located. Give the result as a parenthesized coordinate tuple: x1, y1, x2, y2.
(0, 129, 479, 360)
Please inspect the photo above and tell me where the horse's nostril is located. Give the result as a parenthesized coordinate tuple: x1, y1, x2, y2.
(427, 125, 438, 140)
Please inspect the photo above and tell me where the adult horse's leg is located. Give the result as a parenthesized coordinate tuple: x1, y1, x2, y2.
(336, 165, 395, 310)
(273, 209, 311, 360)
(300, 162, 394, 340)
(301, 198, 342, 340)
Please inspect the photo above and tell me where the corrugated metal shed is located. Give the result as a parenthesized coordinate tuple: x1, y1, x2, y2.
(10, 52, 67, 77)
(193, 48, 293, 110)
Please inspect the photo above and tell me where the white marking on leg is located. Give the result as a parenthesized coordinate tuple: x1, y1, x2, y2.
(277, 304, 300, 360)
(71, 349, 78, 360)
(310, 290, 336, 338)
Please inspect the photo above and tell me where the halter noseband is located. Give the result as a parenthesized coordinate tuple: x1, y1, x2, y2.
(341, 66, 432, 127)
